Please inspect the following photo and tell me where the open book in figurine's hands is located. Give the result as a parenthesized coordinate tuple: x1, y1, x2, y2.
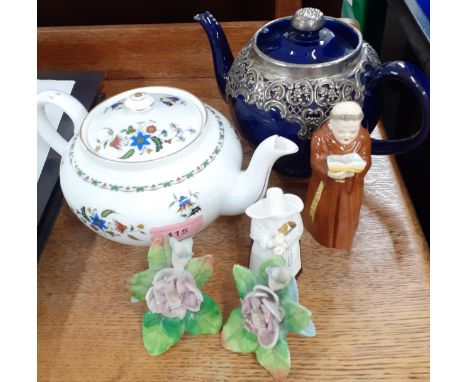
(327, 153, 366, 173)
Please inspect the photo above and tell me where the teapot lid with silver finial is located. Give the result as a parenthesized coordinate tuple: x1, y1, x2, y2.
(253, 7, 362, 66)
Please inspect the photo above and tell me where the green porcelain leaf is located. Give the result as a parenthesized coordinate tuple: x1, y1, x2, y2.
(277, 276, 299, 302)
(142, 311, 185, 356)
(185, 255, 213, 288)
(184, 293, 222, 335)
(221, 307, 258, 353)
(255, 338, 291, 381)
(280, 297, 312, 334)
(128, 269, 156, 301)
(232, 264, 255, 298)
(255, 256, 287, 285)
(147, 242, 172, 271)
(278, 326, 289, 342)
(298, 319, 316, 337)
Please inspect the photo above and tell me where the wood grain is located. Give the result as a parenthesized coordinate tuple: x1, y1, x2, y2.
(38, 22, 429, 382)
(37, 22, 264, 80)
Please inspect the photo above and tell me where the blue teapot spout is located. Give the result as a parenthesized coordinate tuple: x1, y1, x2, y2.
(194, 11, 234, 99)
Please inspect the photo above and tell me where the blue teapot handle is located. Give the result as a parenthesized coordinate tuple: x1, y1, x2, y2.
(363, 61, 429, 155)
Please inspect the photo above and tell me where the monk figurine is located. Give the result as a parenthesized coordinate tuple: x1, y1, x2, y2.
(303, 101, 371, 250)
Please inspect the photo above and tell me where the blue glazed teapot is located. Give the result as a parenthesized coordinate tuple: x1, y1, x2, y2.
(195, 7, 429, 176)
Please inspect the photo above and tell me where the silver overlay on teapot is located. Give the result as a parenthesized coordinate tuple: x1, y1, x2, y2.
(226, 42, 380, 139)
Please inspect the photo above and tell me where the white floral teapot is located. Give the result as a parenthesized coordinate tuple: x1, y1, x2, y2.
(37, 87, 298, 246)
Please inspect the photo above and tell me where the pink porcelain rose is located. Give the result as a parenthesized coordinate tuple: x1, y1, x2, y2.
(145, 268, 203, 319)
(241, 285, 284, 349)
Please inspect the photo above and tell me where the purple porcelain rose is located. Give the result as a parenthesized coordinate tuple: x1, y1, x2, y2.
(145, 268, 203, 319)
(241, 285, 284, 349)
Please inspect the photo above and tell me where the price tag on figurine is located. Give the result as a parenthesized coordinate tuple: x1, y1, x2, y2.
(150, 215, 204, 242)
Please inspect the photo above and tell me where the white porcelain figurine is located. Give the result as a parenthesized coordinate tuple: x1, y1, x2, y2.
(246, 187, 304, 276)
(37, 87, 298, 246)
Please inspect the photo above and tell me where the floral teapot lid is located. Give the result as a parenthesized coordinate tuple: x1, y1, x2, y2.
(81, 87, 206, 163)
(254, 7, 362, 69)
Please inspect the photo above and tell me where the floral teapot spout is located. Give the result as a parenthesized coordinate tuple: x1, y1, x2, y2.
(37, 86, 298, 246)
(195, 7, 430, 176)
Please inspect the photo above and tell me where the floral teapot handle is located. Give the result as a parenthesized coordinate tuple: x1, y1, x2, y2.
(37, 90, 88, 156)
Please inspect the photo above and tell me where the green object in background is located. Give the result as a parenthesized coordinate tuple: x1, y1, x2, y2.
(341, 0, 387, 54)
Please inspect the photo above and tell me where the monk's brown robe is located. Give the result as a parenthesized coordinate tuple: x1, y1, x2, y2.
(303, 122, 371, 249)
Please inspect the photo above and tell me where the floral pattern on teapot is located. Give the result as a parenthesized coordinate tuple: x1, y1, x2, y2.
(75, 206, 147, 241)
(69, 107, 225, 193)
(169, 190, 202, 219)
(104, 95, 187, 113)
(93, 121, 197, 160)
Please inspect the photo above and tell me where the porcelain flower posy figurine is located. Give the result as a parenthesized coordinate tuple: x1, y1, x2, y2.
(246, 187, 304, 276)
(221, 256, 316, 381)
(303, 101, 371, 249)
(129, 236, 222, 355)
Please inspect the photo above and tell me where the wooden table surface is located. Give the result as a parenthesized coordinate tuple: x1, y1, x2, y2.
(38, 22, 430, 381)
